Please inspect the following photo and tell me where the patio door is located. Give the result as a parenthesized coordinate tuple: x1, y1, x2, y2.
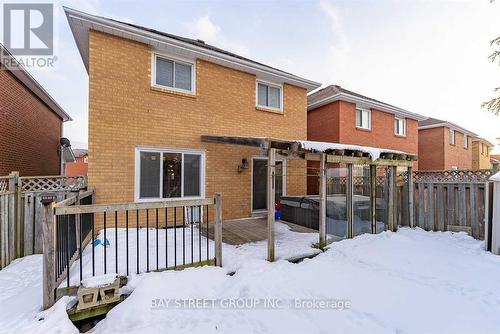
(252, 158, 284, 212)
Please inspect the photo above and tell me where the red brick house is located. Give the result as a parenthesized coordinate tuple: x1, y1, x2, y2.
(307, 85, 425, 153)
(64, 149, 88, 176)
(0, 45, 72, 176)
(306, 85, 426, 193)
(418, 118, 477, 171)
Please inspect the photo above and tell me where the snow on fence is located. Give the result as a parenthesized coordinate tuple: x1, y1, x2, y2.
(398, 170, 492, 240)
(41, 193, 222, 309)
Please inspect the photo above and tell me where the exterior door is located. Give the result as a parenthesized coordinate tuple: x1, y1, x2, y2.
(252, 158, 284, 211)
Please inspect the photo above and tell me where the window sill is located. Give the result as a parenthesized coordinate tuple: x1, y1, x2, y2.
(394, 134, 407, 138)
(355, 126, 371, 132)
(135, 196, 204, 203)
(256, 106, 284, 115)
(150, 86, 196, 98)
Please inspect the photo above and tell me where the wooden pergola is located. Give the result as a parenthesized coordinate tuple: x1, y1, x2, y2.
(201, 135, 417, 261)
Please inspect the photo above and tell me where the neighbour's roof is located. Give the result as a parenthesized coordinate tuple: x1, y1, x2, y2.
(418, 117, 478, 136)
(307, 84, 427, 121)
(472, 137, 494, 147)
(201, 135, 416, 162)
(73, 149, 88, 158)
(0, 44, 71, 122)
(63, 7, 321, 91)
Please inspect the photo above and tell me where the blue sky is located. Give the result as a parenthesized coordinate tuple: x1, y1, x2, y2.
(3, 0, 500, 148)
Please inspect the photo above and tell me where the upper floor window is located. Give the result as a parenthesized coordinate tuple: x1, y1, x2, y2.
(153, 54, 194, 93)
(356, 108, 371, 130)
(136, 148, 204, 201)
(449, 129, 455, 145)
(256, 81, 282, 111)
(481, 143, 485, 155)
(394, 117, 406, 136)
(463, 134, 468, 149)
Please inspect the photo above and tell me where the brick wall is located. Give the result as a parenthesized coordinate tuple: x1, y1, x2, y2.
(472, 141, 491, 170)
(65, 156, 88, 175)
(418, 127, 472, 170)
(308, 101, 418, 155)
(0, 65, 62, 176)
(88, 31, 307, 220)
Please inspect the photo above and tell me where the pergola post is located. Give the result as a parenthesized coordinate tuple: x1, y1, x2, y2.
(388, 166, 397, 232)
(407, 166, 414, 228)
(346, 163, 354, 238)
(267, 147, 276, 262)
(370, 165, 377, 234)
(319, 153, 327, 248)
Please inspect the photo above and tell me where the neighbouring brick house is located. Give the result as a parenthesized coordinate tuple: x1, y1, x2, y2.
(418, 118, 477, 171)
(0, 45, 72, 176)
(65, 149, 88, 176)
(306, 85, 426, 194)
(471, 137, 493, 171)
(65, 8, 320, 220)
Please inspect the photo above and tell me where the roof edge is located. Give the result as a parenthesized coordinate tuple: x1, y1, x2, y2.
(0, 45, 72, 122)
(418, 122, 478, 137)
(308, 92, 427, 121)
(63, 7, 321, 91)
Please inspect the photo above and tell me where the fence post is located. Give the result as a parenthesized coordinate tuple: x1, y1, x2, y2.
(41, 193, 57, 309)
(8, 172, 18, 262)
(388, 166, 397, 232)
(214, 193, 223, 266)
(407, 167, 414, 228)
(318, 153, 327, 247)
(369, 165, 377, 234)
(490, 177, 500, 255)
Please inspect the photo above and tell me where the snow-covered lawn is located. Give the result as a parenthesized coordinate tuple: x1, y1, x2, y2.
(2, 227, 500, 333)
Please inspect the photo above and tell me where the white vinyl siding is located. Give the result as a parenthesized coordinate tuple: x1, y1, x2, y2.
(136, 148, 204, 201)
(355, 108, 371, 129)
(394, 117, 406, 136)
(256, 81, 282, 111)
(154, 54, 194, 93)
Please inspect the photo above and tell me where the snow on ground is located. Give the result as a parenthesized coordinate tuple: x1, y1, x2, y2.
(0, 255, 76, 334)
(93, 228, 500, 334)
(3, 227, 500, 333)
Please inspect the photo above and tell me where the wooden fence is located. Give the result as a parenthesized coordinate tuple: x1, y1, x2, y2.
(0, 173, 87, 268)
(398, 169, 493, 239)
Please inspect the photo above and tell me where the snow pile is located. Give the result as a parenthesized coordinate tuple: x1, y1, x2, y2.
(298, 140, 408, 161)
(93, 228, 500, 334)
(82, 273, 117, 288)
(490, 171, 500, 182)
(0, 255, 77, 334)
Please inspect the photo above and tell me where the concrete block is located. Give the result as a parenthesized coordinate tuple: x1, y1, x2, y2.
(99, 277, 120, 304)
(77, 287, 100, 310)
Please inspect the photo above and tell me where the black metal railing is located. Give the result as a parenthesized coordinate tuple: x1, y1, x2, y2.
(53, 198, 217, 288)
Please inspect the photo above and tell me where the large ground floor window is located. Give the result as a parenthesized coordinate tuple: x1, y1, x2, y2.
(135, 148, 205, 201)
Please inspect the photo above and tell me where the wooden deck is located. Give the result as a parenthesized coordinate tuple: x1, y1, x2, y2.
(203, 217, 318, 245)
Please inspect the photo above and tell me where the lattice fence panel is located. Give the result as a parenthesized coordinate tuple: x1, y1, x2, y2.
(400, 169, 493, 184)
(0, 177, 10, 193)
(20, 176, 87, 192)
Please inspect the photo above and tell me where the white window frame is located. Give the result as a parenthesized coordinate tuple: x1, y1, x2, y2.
(449, 129, 455, 145)
(394, 117, 406, 136)
(256, 80, 284, 112)
(463, 134, 468, 149)
(355, 108, 371, 130)
(134, 146, 205, 202)
(151, 52, 196, 94)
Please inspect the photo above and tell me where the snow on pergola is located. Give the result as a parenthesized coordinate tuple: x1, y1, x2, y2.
(201, 135, 416, 261)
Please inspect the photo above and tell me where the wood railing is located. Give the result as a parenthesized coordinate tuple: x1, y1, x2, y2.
(41, 193, 222, 309)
